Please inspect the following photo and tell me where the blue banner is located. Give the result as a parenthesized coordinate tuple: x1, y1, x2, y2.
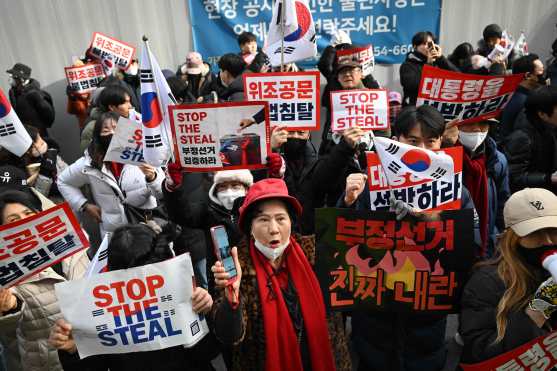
(188, 0, 441, 69)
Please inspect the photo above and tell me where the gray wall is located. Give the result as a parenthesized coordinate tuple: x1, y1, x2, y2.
(1, 0, 556, 162)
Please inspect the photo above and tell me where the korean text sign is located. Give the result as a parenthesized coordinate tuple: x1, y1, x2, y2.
(88, 32, 136, 71)
(188, 0, 441, 67)
(461, 331, 557, 371)
(64, 63, 105, 94)
(367, 146, 463, 211)
(330, 89, 390, 132)
(0, 203, 89, 288)
(417, 65, 524, 125)
(104, 117, 146, 166)
(55, 254, 208, 358)
(169, 102, 270, 172)
(336, 45, 375, 76)
(243, 71, 320, 131)
(315, 208, 474, 313)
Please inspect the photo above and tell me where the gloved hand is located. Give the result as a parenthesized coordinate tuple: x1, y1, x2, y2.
(39, 149, 58, 177)
(164, 161, 183, 191)
(389, 197, 416, 221)
(266, 153, 285, 179)
(529, 277, 557, 319)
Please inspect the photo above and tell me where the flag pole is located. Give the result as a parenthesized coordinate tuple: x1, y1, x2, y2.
(142, 35, 175, 164)
(280, 0, 285, 72)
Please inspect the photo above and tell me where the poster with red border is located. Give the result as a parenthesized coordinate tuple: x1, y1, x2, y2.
(169, 101, 271, 172)
(366, 146, 463, 211)
(417, 65, 523, 125)
(336, 45, 375, 76)
(243, 71, 321, 131)
(0, 203, 89, 288)
(87, 32, 136, 71)
(330, 89, 390, 132)
(64, 62, 105, 95)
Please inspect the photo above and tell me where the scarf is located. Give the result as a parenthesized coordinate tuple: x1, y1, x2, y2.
(249, 236, 335, 371)
(462, 150, 489, 256)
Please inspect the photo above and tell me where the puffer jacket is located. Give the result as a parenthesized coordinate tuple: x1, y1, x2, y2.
(57, 152, 163, 237)
(0, 268, 65, 371)
(8, 79, 55, 137)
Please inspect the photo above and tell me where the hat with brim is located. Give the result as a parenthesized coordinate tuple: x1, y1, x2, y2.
(6, 63, 31, 79)
(504, 188, 557, 237)
(511, 215, 557, 237)
(335, 61, 361, 75)
(238, 178, 302, 231)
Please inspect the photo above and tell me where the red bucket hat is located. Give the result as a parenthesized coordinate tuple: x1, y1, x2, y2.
(238, 178, 303, 231)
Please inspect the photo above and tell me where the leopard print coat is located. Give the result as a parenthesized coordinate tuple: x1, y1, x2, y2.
(211, 234, 351, 371)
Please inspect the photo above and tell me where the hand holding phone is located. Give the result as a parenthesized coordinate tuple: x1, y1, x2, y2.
(211, 226, 238, 285)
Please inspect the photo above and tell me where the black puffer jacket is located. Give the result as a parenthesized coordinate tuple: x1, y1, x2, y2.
(501, 111, 557, 193)
(460, 264, 549, 364)
(9, 79, 55, 136)
(399, 51, 459, 106)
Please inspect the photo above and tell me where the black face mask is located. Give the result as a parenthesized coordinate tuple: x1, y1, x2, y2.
(537, 73, 548, 85)
(283, 138, 307, 159)
(518, 245, 557, 267)
(98, 135, 113, 151)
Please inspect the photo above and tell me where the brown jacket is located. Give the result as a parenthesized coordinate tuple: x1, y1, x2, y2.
(211, 235, 351, 371)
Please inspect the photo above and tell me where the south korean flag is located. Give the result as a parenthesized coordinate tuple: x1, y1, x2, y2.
(373, 137, 454, 184)
(0, 88, 32, 157)
(264, 0, 317, 67)
(139, 42, 176, 167)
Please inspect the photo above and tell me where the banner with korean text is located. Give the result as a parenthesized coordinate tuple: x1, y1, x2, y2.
(416, 65, 523, 125)
(55, 253, 209, 358)
(169, 102, 270, 172)
(243, 71, 320, 130)
(330, 89, 390, 132)
(87, 32, 136, 71)
(0, 203, 89, 288)
(315, 208, 474, 313)
(188, 0, 441, 68)
(104, 117, 146, 166)
(366, 146, 463, 211)
(461, 331, 557, 371)
(64, 63, 105, 95)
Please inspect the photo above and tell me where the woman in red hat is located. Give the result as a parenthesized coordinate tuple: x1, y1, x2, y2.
(210, 178, 350, 371)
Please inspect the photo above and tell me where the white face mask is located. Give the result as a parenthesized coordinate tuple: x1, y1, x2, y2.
(459, 131, 488, 152)
(254, 237, 289, 261)
(127, 64, 138, 76)
(217, 188, 246, 210)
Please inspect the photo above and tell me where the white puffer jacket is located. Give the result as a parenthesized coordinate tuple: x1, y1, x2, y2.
(57, 153, 164, 237)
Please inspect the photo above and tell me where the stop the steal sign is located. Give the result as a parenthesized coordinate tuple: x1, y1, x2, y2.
(330, 89, 390, 132)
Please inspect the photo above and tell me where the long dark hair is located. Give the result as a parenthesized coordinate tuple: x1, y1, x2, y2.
(88, 111, 119, 170)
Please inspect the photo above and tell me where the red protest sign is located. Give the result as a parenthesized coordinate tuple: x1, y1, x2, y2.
(64, 62, 105, 95)
(417, 65, 523, 125)
(366, 146, 463, 211)
(243, 71, 321, 131)
(0, 203, 89, 288)
(87, 32, 136, 71)
(330, 89, 390, 132)
(336, 45, 375, 76)
(169, 101, 271, 172)
(461, 331, 557, 371)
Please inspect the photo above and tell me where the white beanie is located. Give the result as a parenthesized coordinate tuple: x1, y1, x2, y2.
(213, 169, 253, 188)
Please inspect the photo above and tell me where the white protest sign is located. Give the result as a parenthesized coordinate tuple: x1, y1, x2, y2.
(243, 71, 321, 130)
(55, 253, 208, 358)
(103, 117, 145, 166)
(169, 102, 271, 172)
(88, 32, 136, 71)
(64, 63, 105, 94)
(336, 45, 375, 76)
(488, 30, 514, 61)
(0, 203, 89, 288)
(330, 89, 390, 132)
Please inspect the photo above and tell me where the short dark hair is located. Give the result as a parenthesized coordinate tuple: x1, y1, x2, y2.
(108, 223, 175, 271)
(411, 31, 435, 47)
(483, 24, 503, 41)
(218, 53, 247, 78)
(238, 32, 257, 46)
(393, 105, 446, 139)
(240, 198, 298, 237)
(98, 85, 130, 111)
(512, 54, 541, 75)
(448, 43, 474, 64)
(0, 190, 42, 224)
(525, 86, 557, 122)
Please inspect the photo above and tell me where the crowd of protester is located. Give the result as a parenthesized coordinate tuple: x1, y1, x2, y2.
(0, 23, 557, 371)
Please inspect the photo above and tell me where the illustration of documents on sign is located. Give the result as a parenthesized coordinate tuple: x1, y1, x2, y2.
(55, 253, 208, 358)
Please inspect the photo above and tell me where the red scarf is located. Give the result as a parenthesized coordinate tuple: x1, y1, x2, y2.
(462, 151, 489, 256)
(249, 236, 335, 371)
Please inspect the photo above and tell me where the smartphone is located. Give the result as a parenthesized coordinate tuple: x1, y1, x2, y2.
(210, 226, 237, 284)
(427, 40, 434, 49)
